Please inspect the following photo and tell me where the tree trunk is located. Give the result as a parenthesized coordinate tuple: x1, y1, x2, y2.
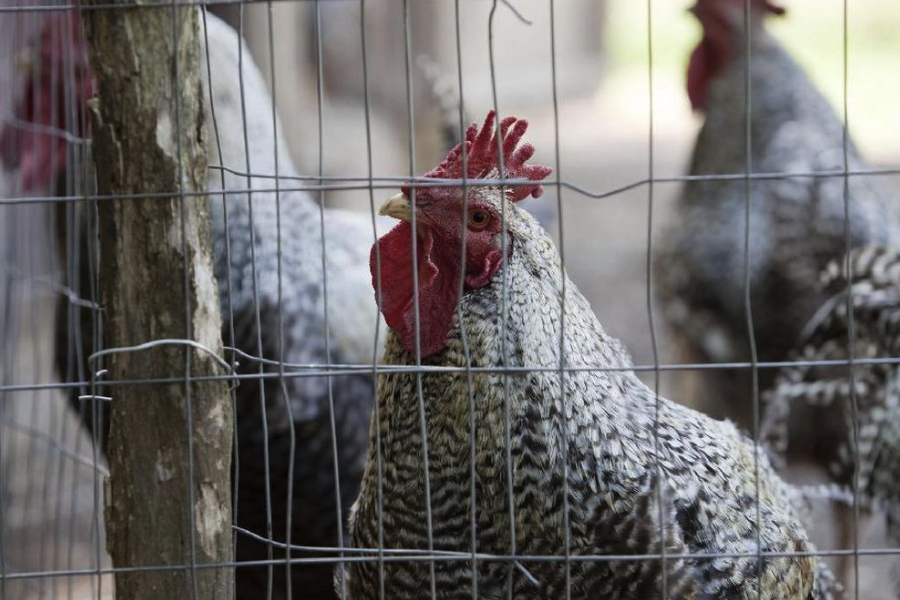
(81, 4, 233, 600)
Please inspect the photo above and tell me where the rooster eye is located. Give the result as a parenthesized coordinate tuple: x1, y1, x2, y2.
(468, 210, 490, 231)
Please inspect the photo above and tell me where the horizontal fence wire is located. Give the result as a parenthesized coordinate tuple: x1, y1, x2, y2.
(8, 355, 900, 393)
(0, 0, 423, 12)
(5, 168, 900, 205)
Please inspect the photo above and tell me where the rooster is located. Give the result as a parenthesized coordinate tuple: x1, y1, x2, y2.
(2, 11, 377, 600)
(0, 11, 92, 194)
(345, 111, 841, 599)
(201, 13, 378, 600)
(655, 0, 900, 427)
(762, 245, 900, 593)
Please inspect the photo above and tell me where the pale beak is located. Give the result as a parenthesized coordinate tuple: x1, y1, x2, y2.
(378, 192, 412, 222)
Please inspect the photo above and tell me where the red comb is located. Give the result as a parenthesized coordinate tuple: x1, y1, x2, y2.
(693, 0, 786, 18)
(412, 110, 552, 203)
(759, 0, 786, 16)
(0, 12, 94, 192)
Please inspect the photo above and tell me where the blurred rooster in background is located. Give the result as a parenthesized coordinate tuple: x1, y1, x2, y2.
(0, 10, 379, 600)
(655, 0, 900, 429)
(762, 245, 900, 593)
(0, 11, 92, 195)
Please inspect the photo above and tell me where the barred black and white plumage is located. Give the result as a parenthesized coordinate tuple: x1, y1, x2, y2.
(762, 245, 900, 594)
(346, 112, 842, 599)
(655, 1, 900, 428)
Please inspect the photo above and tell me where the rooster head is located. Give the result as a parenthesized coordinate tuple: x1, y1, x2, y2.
(371, 110, 552, 357)
(0, 12, 94, 193)
(687, 0, 786, 111)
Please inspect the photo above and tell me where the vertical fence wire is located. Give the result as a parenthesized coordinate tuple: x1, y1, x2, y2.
(484, 5, 517, 598)
(0, 128, 11, 600)
(310, 2, 350, 599)
(644, 0, 668, 598)
(444, 1, 479, 598)
(356, 0, 387, 596)
(2, 12, 28, 598)
(841, 0, 861, 597)
(31, 14, 54, 597)
(199, 10, 240, 600)
(398, 2, 438, 598)
(261, 5, 299, 599)
(170, 0, 202, 595)
(0, 51, 6, 600)
(739, 1, 764, 594)
(54, 14, 76, 595)
(236, 5, 276, 598)
(547, 0, 573, 595)
(83, 11, 104, 588)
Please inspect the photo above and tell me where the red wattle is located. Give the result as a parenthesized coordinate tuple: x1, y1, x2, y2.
(464, 248, 501, 290)
(371, 222, 461, 357)
(0, 12, 94, 193)
(687, 42, 710, 112)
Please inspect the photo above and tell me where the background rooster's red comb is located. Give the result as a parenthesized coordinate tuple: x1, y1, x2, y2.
(757, 0, 786, 16)
(0, 12, 94, 192)
(416, 110, 552, 203)
(693, 0, 786, 17)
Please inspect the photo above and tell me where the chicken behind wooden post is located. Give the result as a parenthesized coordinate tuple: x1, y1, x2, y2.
(346, 111, 841, 599)
(201, 14, 379, 599)
(655, 0, 900, 428)
(2, 12, 379, 600)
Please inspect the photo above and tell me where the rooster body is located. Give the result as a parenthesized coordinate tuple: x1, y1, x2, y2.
(656, 1, 900, 425)
(347, 113, 839, 599)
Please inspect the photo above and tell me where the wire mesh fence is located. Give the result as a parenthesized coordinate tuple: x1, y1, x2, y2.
(1, 0, 900, 599)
